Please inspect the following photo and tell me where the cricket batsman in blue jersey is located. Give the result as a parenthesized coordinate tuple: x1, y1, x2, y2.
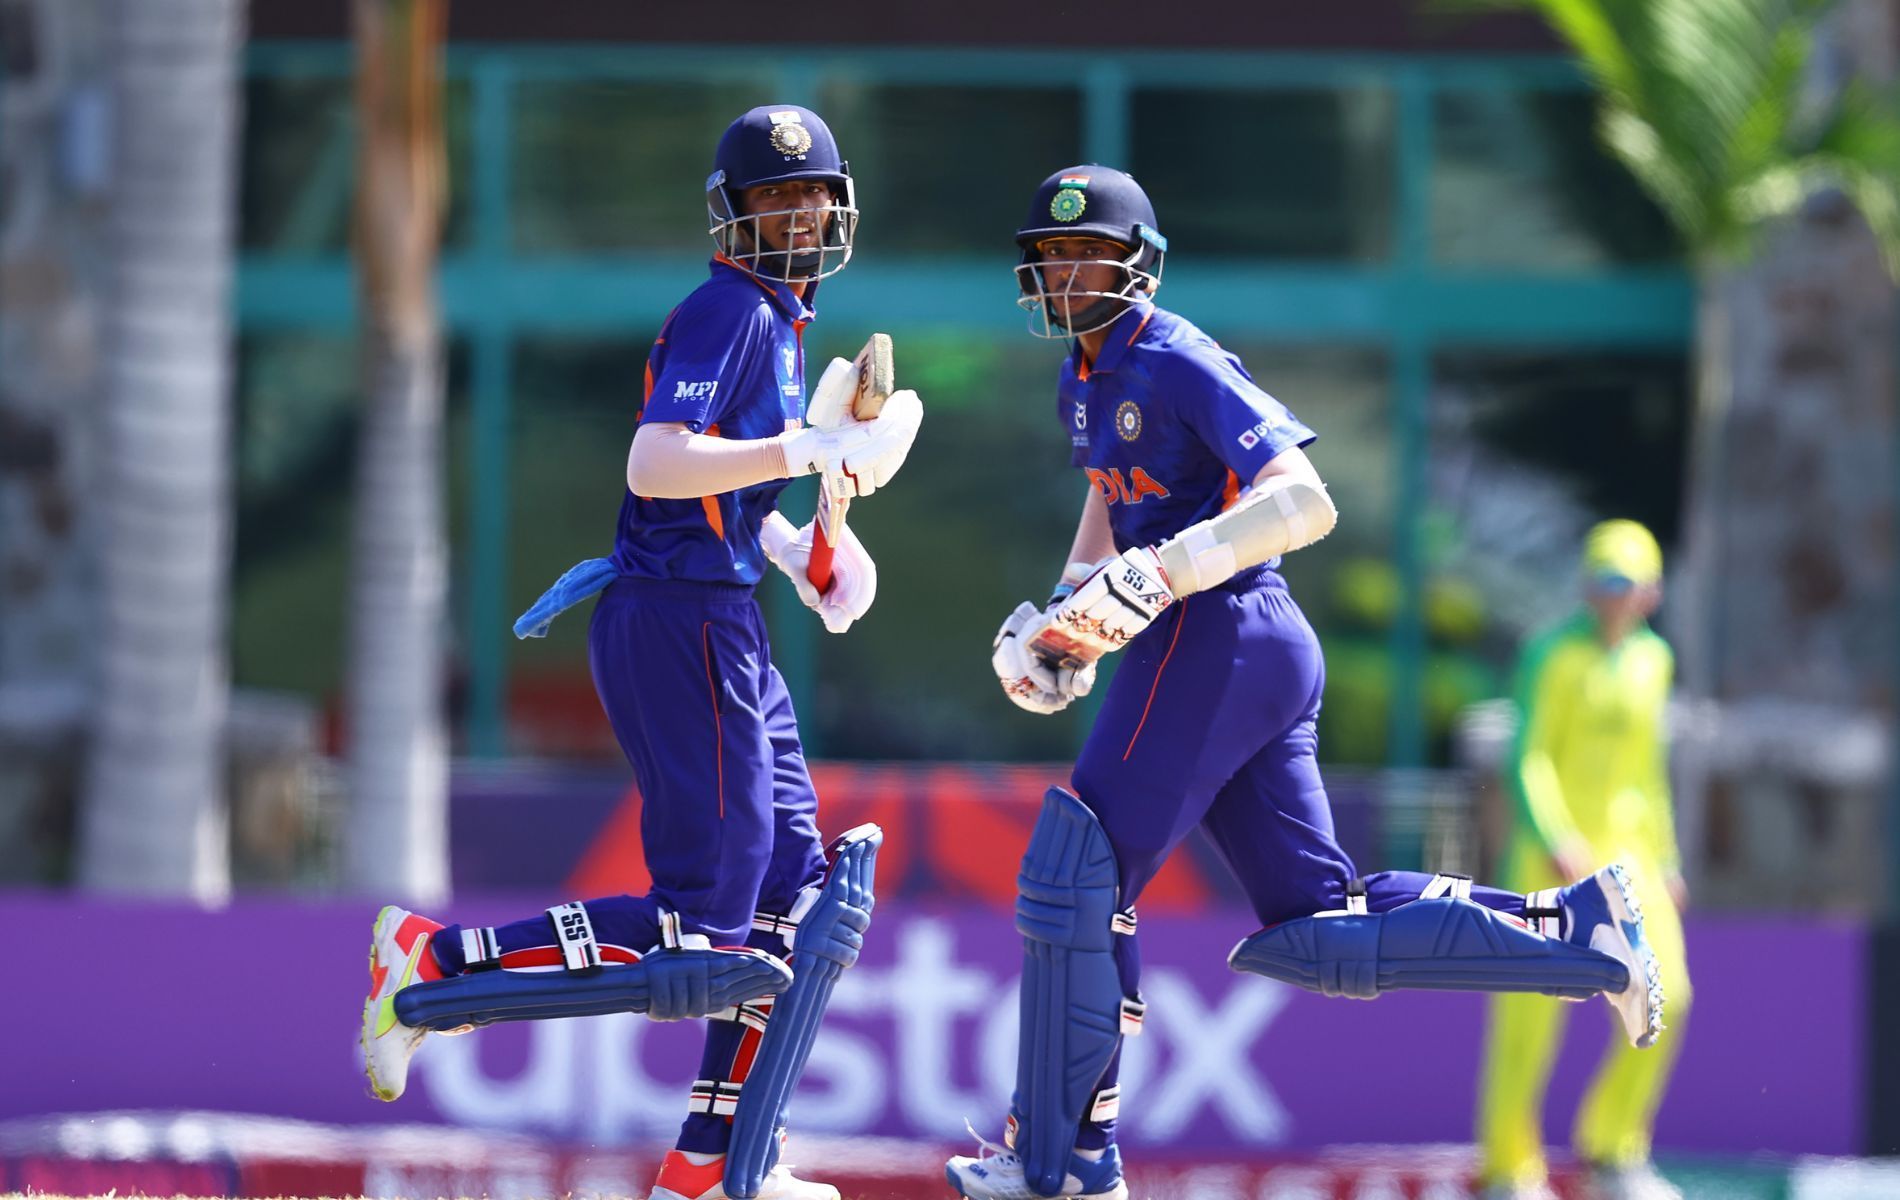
(357, 105, 921, 1200)
(945, 166, 1665, 1200)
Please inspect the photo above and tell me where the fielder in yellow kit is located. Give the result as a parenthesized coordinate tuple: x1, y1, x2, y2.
(1476, 520, 1690, 1200)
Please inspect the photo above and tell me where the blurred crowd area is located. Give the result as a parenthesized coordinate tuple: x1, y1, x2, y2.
(0, 3, 1892, 915)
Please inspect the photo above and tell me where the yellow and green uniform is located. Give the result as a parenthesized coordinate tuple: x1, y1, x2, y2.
(1477, 611, 1690, 1186)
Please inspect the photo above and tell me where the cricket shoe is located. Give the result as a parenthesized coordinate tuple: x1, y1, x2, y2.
(1554, 864, 1665, 1049)
(646, 1148, 839, 1200)
(360, 904, 455, 1101)
(945, 1124, 1128, 1200)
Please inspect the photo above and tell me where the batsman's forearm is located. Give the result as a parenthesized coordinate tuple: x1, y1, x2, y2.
(1156, 476, 1338, 596)
(1062, 487, 1117, 579)
(626, 422, 793, 498)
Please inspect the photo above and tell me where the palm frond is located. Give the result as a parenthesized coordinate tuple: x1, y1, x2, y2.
(1458, 0, 1900, 275)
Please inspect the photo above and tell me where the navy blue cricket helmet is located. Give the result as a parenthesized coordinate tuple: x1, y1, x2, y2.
(706, 105, 857, 283)
(1014, 165, 1167, 338)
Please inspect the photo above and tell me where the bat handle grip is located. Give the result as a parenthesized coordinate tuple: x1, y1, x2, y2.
(806, 530, 836, 593)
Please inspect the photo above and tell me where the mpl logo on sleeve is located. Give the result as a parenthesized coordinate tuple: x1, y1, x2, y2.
(674, 380, 719, 403)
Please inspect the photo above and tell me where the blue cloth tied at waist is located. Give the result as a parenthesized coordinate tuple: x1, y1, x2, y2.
(513, 557, 618, 639)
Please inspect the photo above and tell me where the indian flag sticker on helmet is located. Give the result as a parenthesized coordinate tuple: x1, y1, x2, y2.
(1059, 174, 1092, 188)
(1051, 187, 1088, 222)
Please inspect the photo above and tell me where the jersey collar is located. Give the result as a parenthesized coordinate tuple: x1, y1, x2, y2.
(1070, 301, 1156, 380)
(711, 254, 817, 322)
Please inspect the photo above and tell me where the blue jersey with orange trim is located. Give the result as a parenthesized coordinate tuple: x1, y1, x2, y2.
(1057, 303, 1316, 554)
(611, 258, 811, 586)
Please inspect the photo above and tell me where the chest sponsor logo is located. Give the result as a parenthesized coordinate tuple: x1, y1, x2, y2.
(1115, 401, 1142, 442)
(1087, 466, 1170, 506)
(674, 380, 719, 402)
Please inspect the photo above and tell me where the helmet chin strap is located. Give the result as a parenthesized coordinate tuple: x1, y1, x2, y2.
(1046, 294, 1127, 337)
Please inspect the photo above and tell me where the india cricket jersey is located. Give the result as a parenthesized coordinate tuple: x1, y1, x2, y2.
(613, 256, 811, 586)
(1056, 302, 1315, 556)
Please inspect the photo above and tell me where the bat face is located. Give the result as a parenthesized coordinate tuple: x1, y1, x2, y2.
(809, 331, 896, 591)
(851, 332, 894, 420)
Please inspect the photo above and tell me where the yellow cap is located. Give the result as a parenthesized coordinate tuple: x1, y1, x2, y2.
(1582, 519, 1662, 586)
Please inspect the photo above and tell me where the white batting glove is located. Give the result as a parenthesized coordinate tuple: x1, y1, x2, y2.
(779, 388, 923, 499)
(759, 512, 877, 633)
(1042, 546, 1177, 660)
(992, 602, 1097, 715)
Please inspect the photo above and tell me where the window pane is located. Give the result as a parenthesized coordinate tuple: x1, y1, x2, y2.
(815, 84, 1083, 255)
(502, 336, 651, 756)
(241, 75, 472, 253)
(1132, 87, 1395, 262)
(232, 334, 470, 715)
(1427, 350, 1689, 652)
(1432, 89, 1680, 268)
(232, 333, 356, 700)
(511, 81, 772, 254)
(501, 328, 1104, 763)
(795, 327, 1099, 761)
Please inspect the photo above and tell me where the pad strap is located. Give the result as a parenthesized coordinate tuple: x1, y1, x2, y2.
(688, 1078, 745, 1117)
(1420, 873, 1473, 901)
(1119, 995, 1147, 1036)
(657, 908, 713, 953)
(460, 926, 501, 970)
(1345, 877, 1369, 915)
(750, 886, 822, 954)
(708, 996, 775, 1033)
(1524, 886, 1565, 939)
(547, 902, 602, 970)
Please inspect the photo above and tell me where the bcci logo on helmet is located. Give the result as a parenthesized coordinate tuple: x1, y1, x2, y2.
(1050, 187, 1088, 222)
(767, 110, 813, 157)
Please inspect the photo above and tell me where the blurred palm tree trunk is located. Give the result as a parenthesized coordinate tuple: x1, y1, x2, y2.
(342, 0, 448, 902)
(78, 0, 243, 898)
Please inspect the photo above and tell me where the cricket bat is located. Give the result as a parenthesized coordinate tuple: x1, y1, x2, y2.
(807, 332, 894, 592)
